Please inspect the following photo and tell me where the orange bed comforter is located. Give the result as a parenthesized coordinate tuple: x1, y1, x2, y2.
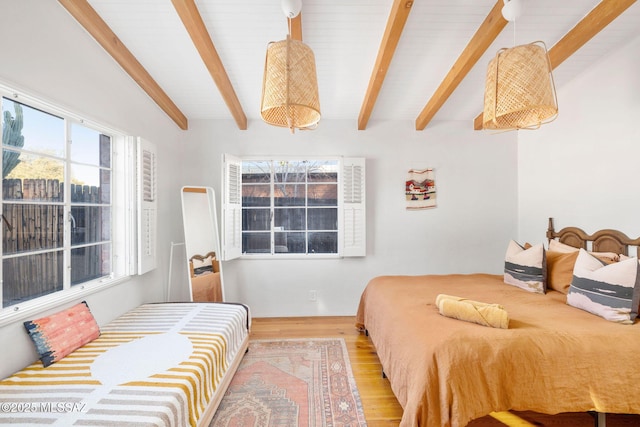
(355, 273, 640, 427)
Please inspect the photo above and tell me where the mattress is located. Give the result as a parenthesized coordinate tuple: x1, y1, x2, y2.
(356, 273, 640, 427)
(0, 302, 250, 426)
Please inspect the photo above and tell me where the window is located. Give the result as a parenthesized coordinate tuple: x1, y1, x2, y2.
(1, 88, 134, 314)
(222, 155, 365, 259)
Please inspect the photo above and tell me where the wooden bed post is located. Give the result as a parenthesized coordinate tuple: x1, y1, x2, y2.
(590, 411, 606, 427)
(546, 217, 555, 243)
(598, 412, 606, 427)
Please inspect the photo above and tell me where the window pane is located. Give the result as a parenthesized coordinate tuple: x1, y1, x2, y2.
(274, 160, 306, 183)
(242, 232, 270, 254)
(2, 148, 21, 181)
(307, 161, 338, 182)
(308, 232, 338, 253)
(274, 184, 305, 206)
(308, 183, 337, 206)
(2, 98, 65, 157)
(276, 232, 306, 254)
(2, 252, 63, 307)
(70, 124, 111, 167)
(239, 158, 349, 257)
(308, 208, 338, 230)
(70, 165, 110, 204)
(71, 243, 110, 285)
(1, 93, 118, 308)
(2, 203, 64, 255)
(100, 169, 111, 204)
(274, 232, 288, 253)
(242, 161, 270, 183)
(3, 151, 64, 201)
(242, 208, 270, 231)
(243, 184, 270, 207)
(275, 208, 305, 230)
(71, 206, 111, 245)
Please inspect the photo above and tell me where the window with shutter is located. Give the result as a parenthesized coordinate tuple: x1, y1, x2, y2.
(0, 84, 134, 315)
(222, 156, 365, 259)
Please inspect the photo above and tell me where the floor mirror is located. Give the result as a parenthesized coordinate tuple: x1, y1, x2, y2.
(181, 186, 224, 302)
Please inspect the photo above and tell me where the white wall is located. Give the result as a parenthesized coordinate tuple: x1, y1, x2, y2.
(0, 1, 187, 378)
(182, 119, 518, 317)
(518, 34, 640, 248)
(0, 0, 520, 377)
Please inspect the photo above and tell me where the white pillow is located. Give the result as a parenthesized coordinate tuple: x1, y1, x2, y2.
(567, 249, 640, 324)
(549, 239, 579, 253)
(504, 240, 546, 294)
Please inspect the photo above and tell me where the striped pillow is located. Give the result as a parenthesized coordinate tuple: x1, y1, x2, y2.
(568, 249, 640, 324)
(24, 301, 100, 367)
(504, 240, 546, 294)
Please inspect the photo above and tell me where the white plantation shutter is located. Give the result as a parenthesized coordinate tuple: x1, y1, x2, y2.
(342, 158, 366, 257)
(222, 154, 242, 260)
(137, 137, 157, 274)
(142, 150, 155, 202)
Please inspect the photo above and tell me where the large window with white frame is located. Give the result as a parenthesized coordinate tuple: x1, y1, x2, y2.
(1, 88, 133, 313)
(222, 155, 365, 259)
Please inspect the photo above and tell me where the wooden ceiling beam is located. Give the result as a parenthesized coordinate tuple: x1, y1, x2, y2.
(171, 0, 247, 130)
(415, 1, 507, 131)
(357, 0, 414, 130)
(473, 0, 637, 130)
(58, 0, 188, 130)
(549, 0, 637, 69)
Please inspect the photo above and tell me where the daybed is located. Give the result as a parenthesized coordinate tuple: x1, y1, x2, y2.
(0, 301, 250, 426)
(356, 219, 640, 427)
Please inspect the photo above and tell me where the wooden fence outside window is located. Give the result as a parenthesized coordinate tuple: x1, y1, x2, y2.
(1, 178, 106, 307)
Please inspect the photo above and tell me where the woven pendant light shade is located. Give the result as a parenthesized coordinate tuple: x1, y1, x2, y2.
(261, 36, 321, 132)
(483, 42, 558, 130)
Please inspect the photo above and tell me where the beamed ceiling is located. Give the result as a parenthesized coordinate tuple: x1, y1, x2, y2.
(58, 0, 639, 131)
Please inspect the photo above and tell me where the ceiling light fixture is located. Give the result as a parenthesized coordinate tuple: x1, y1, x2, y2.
(260, 0, 321, 133)
(482, 0, 558, 130)
(501, 0, 522, 22)
(281, 0, 302, 19)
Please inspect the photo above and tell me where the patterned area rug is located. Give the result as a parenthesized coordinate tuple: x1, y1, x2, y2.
(210, 338, 367, 427)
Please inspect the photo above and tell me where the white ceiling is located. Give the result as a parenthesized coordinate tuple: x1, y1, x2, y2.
(83, 0, 640, 129)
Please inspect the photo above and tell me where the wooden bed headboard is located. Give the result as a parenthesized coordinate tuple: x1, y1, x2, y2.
(546, 217, 640, 256)
(189, 251, 220, 277)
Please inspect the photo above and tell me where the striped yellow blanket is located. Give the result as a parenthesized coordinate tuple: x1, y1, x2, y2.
(0, 302, 250, 426)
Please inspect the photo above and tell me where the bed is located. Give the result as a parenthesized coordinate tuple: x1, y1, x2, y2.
(355, 218, 640, 427)
(0, 301, 250, 426)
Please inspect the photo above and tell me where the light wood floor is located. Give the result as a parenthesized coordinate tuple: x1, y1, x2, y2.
(250, 316, 640, 427)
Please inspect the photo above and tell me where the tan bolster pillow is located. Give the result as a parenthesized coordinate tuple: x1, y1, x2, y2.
(438, 298, 509, 329)
(435, 293, 504, 310)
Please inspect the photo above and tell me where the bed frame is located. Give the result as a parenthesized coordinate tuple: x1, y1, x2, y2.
(547, 217, 640, 255)
(357, 219, 640, 427)
(547, 217, 640, 427)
